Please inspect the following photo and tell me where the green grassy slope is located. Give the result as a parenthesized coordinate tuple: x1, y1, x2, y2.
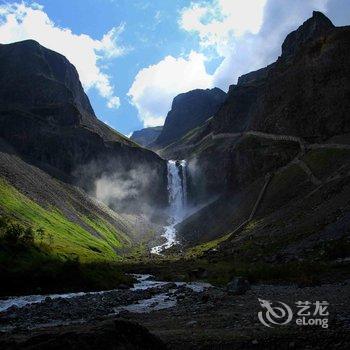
(0, 178, 129, 262)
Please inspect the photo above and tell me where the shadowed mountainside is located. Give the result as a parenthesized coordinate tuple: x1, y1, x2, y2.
(0, 40, 167, 270)
(165, 12, 350, 266)
(211, 11, 349, 140)
(0, 40, 167, 209)
(130, 126, 163, 147)
(152, 87, 226, 149)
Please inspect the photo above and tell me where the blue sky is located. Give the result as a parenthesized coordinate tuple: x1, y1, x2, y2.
(45, 0, 199, 134)
(0, 0, 349, 136)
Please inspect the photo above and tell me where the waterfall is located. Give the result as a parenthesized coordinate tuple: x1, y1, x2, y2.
(167, 160, 187, 220)
(180, 160, 187, 208)
(151, 160, 187, 254)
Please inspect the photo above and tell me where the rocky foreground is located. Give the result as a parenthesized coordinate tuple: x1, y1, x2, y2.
(0, 275, 349, 349)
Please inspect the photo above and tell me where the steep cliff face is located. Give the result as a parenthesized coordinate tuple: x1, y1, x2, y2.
(175, 12, 350, 249)
(212, 11, 350, 141)
(130, 126, 163, 147)
(172, 12, 350, 198)
(0, 40, 167, 208)
(153, 88, 226, 149)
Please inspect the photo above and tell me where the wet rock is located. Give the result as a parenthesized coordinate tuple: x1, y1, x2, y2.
(227, 277, 250, 295)
(176, 285, 189, 294)
(157, 283, 177, 293)
(115, 310, 130, 317)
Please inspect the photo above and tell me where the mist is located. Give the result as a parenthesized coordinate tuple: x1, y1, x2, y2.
(95, 166, 154, 206)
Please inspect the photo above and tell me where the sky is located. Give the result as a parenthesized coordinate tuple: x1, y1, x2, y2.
(0, 0, 349, 137)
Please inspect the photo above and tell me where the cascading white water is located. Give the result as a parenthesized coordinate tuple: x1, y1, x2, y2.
(180, 160, 187, 208)
(168, 160, 187, 220)
(151, 160, 187, 254)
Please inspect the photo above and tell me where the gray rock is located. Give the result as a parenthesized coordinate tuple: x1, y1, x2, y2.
(226, 277, 250, 295)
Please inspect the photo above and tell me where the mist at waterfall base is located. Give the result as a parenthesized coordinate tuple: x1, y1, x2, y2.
(90, 158, 207, 252)
(91, 163, 167, 221)
(151, 160, 188, 254)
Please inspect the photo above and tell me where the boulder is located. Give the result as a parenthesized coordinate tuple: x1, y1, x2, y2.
(226, 277, 250, 295)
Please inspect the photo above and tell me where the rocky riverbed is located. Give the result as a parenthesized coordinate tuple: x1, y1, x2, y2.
(0, 275, 350, 349)
(0, 274, 210, 331)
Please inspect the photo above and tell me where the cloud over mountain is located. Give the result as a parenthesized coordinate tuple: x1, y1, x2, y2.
(128, 51, 213, 127)
(129, 0, 350, 127)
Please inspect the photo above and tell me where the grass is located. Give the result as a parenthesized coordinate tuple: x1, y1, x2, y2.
(81, 214, 130, 249)
(0, 217, 133, 296)
(0, 178, 125, 262)
(184, 234, 229, 259)
(303, 148, 350, 179)
(0, 246, 133, 296)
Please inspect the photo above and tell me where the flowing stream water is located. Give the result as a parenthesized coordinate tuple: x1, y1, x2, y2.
(0, 274, 211, 317)
(151, 160, 187, 254)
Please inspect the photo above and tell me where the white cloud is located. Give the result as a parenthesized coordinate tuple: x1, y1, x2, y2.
(179, 0, 331, 89)
(128, 51, 213, 127)
(100, 24, 128, 59)
(128, 0, 269, 127)
(128, 0, 349, 128)
(0, 2, 126, 110)
(107, 96, 121, 109)
(180, 0, 266, 51)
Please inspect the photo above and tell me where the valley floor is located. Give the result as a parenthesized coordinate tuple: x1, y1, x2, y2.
(1, 274, 349, 349)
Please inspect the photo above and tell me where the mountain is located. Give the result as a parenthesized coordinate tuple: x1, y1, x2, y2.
(210, 11, 349, 141)
(152, 88, 226, 149)
(130, 126, 163, 147)
(0, 40, 167, 209)
(165, 11, 350, 194)
(170, 12, 350, 266)
(0, 40, 167, 266)
(0, 138, 134, 261)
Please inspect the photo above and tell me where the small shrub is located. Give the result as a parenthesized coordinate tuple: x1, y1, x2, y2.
(36, 227, 45, 243)
(22, 227, 35, 245)
(0, 216, 44, 248)
(4, 223, 24, 244)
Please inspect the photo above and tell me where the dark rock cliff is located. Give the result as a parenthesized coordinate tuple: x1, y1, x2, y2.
(130, 126, 162, 147)
(175, 12, 350, 247)
(176, 11, 350, 199)
(153, 88, 226, 148)
(212, 11, 350, 141)
(0, 40, 167, 208)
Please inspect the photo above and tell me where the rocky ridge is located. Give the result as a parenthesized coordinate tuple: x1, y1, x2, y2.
(0, 40, 167, 208)
(163, 12, 350, 263)
(130, 126, 163, 147)
(153, 88, 226, 149)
